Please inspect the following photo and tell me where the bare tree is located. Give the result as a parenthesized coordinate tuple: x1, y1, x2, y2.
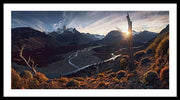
(19, 46, 37, 75)
(126, 13, 134, 71)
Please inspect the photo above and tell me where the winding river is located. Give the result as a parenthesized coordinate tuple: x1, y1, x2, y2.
(64, 46, 121, 76)
(64, 45, 143, 76)
(68, 51, 79, 69)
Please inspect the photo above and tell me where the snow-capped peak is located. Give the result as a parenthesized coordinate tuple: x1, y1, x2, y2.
(56, 24, 77, 34)
(66, 28, 75, 33)
(93, 34, 105, 40)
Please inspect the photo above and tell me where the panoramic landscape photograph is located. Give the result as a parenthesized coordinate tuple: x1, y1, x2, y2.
(11, 11, 170, 89)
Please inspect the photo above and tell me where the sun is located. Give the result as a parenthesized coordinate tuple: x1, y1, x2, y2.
(122, 30, 129, 35)
(125, 31, 129, 35)
(121, 30, 130, 39)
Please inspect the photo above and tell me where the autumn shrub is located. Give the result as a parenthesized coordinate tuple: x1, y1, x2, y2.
(46, 81, 59, 89)
(160, 66, 169, 82)
(97, 81, 107, 88)
(163, 49, 169, 64)
(35, 72, 48, 83)
(155, 35, 169, 58)
(79, 81, 88, 89)
(119, 58, 128, 69)
(134, 50, 146, 61)
(127, 73, 133, 80)
(150, 63, 156, 70)
(90, 79, 97, 86)
(59, 77, 69, 83)
(146, 48, 153, 54)
(97, 73, 104, 78)
(147, 32, 168, 52)
(112, 78, 120, 83)
(143, 71, 160, 88)
(73, 77, 85, 81)
(140, 57, 151, 65)
(22, 70, 33, 80)
(122, 55, 129, 59)
(154, 58, 166, 74)
(66, 79, 80, 88)
(148, 40, 159, 52)
(116, 70, 127, 79)
(156, 58, 165, 66)
(11, 68, 22, 89)
(38, 81, 49, 89)
(154, 66, 161, 74)
(19, 79, 28, 89)
(109, 72, 116, 78)
(38, 80, 59, 89)
(89, 78, 96, 83)
(28, 78, 40, 89)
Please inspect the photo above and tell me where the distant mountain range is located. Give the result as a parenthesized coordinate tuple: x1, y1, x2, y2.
(11, 27, 61, 51)
(97, 29, 158, 45)
(49, 25, 105, 40)
(11, 26, 105, 51)
(98, 30, 125, 44)
(11, 26, 161, 51)
(50, 25, 105, 40)
(48, 27, 104, 46)
(133, 30, 157, 43)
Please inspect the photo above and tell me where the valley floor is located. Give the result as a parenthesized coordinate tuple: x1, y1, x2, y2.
(12, 46, 104, 78)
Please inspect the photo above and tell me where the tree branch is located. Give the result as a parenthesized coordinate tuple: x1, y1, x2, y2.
(19, 46, 37, 75)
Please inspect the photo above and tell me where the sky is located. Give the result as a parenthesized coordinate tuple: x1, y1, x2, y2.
(11, 11, 169, 35)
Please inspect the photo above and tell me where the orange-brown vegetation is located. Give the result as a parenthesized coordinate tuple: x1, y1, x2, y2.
(22, 70, 33, 80)
(155, 35, 169, 58)
(159, 66, 169, 88)
(35, 72, 48, 83)
(58, 77, 69, 83)
(66, 79, 80, 88)
(143, 70, 160, 88)
(134, 50, 146, 61)
(116, 70, 127, 79)
(11, 68, 22, 89)
(119, 58, 128, 70)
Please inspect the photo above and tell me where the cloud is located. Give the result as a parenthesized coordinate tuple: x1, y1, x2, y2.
(12, 11, 169, 34)
(52, 23, 58, 29)
(76, 13, 127, 35)
(12, 13, 48, 32)
(32, 20, 47, 32)
(75, 11, 169, 35)
(12, 18, 29, 27)
(132, 12, 169, 32)
(67, 11, 110, 29)
(55, 11, 74, 29)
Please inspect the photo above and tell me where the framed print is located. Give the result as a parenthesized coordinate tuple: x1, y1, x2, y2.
(3, 3, 177, 97)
